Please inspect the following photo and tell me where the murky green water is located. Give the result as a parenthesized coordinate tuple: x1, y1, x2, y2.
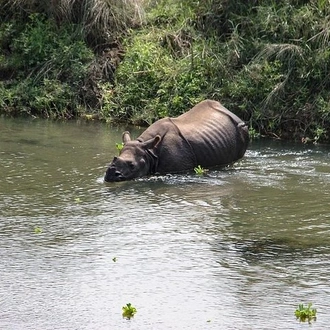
(1, 117, 330, 329)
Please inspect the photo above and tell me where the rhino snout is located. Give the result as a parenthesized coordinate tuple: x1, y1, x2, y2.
(104, 166, 125, 182)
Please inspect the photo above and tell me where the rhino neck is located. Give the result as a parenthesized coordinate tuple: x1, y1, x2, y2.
(145, 148, 159, 174)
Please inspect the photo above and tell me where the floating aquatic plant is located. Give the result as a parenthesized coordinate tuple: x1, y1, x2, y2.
(122, 303, 137, 319)
(194, 165, 208, 175)
(34, 227, 42, 234)
(295, 303, 317, 323)
(116, 142, 124, 154)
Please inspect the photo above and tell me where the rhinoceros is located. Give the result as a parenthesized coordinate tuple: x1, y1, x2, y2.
(104, 99, 249, 182)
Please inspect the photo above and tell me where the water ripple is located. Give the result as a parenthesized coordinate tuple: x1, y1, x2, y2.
(2, 120, 330, 329)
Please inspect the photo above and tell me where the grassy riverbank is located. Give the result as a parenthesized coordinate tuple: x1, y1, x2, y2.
(1, 0, 330, 142)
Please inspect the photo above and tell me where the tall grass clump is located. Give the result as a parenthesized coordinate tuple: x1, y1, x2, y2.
(192, 0, 330, 141)
(0, 0, 145, 118)
(0, 13, 94, 118)
(0, 0, 145, 45)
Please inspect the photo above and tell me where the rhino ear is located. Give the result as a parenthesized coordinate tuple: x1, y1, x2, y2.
(122, 131, 131, 144)
(143, 135, 161, 149)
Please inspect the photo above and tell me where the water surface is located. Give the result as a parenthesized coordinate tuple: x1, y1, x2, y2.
(1, 117, 330, 329)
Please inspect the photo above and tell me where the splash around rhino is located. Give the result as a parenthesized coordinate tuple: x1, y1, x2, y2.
(104, 100, 249, 182)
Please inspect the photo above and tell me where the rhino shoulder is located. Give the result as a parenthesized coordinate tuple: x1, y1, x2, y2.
(137, 117, 179, 142)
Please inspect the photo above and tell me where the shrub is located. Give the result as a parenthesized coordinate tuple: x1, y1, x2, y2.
(0, 0, 145, 119)
(0, 14, 94, 118)
(106, 31, 209, 124)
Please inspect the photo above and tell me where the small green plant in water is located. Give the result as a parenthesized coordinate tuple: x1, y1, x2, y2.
(122, 303, 137, 319)
(112, 257, 117, 262)
(116, 143, 124, 154)
(34, 227, 42, 234)
(194, 165, 208, 175)
(295, 303, 317, 323)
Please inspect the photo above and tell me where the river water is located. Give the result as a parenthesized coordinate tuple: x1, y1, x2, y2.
(1, 117, 330, 330)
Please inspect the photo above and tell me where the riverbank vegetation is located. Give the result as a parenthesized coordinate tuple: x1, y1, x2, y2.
(1, 0, 330, 142)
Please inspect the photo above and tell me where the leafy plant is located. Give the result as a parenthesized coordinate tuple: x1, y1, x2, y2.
(34, 227, 42, 234)
(0, 13, 94, 118)
(295, 303, 317, 323)
(116, 142, 124, 154)
(248, 126, 260, 139)
(109, 1, 210, 123)
(122, 303, 137, 319)
(314, 127, 327, 143)
(194, 165, 207, 175)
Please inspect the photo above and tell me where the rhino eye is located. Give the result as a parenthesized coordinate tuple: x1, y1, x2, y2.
(128, 162, 135, 170)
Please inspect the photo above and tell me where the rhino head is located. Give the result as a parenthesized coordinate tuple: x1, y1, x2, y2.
(104, 131, 161, 182)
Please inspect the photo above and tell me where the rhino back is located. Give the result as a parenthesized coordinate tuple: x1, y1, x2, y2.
(136, 100, 249, 173)
(172, 100, 249, 167)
